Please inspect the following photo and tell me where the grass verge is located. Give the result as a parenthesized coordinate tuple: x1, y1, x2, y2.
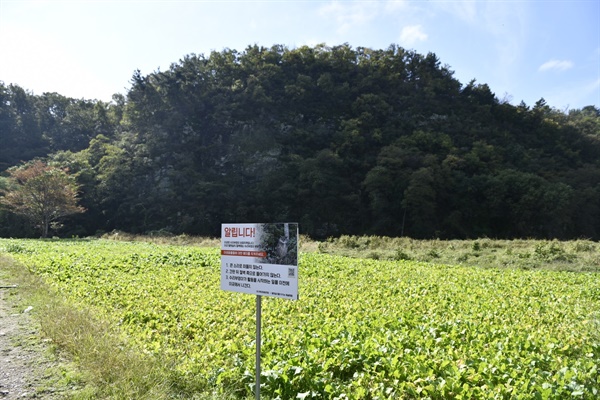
(0, 256, 91, 399)
(1, 255, 173, 399)
(101, 231, 600, 272)
(2, 253, 255, 400)
(314, 235, 600, 272)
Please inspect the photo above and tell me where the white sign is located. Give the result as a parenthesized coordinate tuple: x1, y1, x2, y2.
(221, 223, 299, 300)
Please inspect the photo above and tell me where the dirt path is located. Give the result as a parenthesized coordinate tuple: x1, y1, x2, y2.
(0, 285, 72, 399)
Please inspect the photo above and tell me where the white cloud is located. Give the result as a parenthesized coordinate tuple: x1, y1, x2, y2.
(0, 23, 125, 100)
(582, 78, 600, 102)
(588, 78, 600, 91)
(541, 78, 600, 111)
(538, 59, 575, 72)
(437, 1, 478, 24)
(399, 25, 428, 46)
(318, 0, 380, 35)
(384, 0, 409, 13)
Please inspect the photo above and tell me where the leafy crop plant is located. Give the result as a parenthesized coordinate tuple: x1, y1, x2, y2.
(1, 239, 598, 399)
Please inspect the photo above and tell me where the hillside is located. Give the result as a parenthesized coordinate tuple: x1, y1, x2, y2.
(1, 44, 600, 239)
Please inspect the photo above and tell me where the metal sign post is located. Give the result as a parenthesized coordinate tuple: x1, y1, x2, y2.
(256, 295, 262, 400)
(220, 223, 298, 399)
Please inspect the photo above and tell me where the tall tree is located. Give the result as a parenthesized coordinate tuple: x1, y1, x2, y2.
(0, 160, 85, 237)
(3, 44, 599, 239)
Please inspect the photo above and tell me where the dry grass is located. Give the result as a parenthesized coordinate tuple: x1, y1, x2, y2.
(102, 231, 600, 272)
(1, 256, 174, 399)
(314, 235, 600, 272)
(101, 230, 221, 248)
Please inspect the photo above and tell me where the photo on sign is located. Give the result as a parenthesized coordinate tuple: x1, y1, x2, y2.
(255, 223, 298, 265)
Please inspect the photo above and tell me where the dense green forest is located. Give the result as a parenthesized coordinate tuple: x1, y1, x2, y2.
(1, 44, 599, 239)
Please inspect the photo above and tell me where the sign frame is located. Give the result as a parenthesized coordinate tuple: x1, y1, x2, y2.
(221, 222, 299, 300)
(220, 222, 299, 400)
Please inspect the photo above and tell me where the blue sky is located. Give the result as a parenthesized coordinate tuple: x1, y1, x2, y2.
(1, 0, 598, 111)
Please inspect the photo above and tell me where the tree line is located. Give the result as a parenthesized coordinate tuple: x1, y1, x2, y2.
(1, 44, 599, 239)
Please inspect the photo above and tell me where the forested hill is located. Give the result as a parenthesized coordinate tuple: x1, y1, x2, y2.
(1, 44, 600, 239)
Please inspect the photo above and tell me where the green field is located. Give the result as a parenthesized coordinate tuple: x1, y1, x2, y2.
(1, 238, 599, 399)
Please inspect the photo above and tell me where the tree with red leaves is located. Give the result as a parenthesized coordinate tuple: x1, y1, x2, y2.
(1, 160, 85, 237)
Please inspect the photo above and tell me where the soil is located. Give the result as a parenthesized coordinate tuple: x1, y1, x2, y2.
(0, 286, 73, 399)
